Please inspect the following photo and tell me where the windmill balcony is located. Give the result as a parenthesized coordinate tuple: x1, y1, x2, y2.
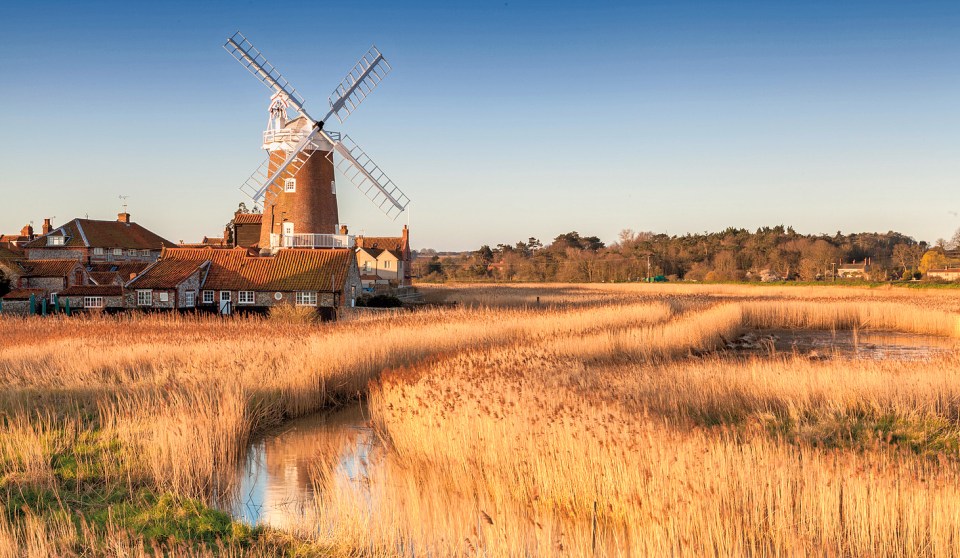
(263, 129, 340, 149)
(270, 233, 355, 249)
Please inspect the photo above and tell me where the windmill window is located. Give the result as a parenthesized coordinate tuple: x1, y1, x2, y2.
(284, 178, 296, 192)
(331, 180, 336, 195)
(137, 290, 152, 306)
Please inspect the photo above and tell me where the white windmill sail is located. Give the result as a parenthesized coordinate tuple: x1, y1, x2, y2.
(224, 33, 411, 219)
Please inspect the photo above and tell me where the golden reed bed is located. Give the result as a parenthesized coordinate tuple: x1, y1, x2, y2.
(1, 283, 960, 556)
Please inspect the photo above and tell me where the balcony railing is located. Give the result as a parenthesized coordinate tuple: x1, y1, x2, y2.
(270, 233, 355, 249)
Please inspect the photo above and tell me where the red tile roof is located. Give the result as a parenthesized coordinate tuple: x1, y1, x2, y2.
(18, 259, 82, 278)
(356, 236, 404, 251)
(2, 288, 45, 300)
(125, 259, 209, 289)
(0, 242, 24, 261)
(266, 249, 354, 292)
(59, 285, 123, 297)
(160, 247, 355, 292)
(233, 213, 263, 224)
(23, 219, 175, 250)
(0, 235, 31, 244)
(87, 262, 150, 274)
(88, 272, 122, 285)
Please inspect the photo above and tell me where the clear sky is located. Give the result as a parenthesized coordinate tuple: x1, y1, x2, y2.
(1, 1, 958, 250)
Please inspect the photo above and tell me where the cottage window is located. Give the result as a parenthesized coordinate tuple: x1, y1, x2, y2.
(295, 291, 318, 306)
(383, 260, 391, 269)
(202, 290, 214, 304)
(238, 291, 255, 305)
(137, 290, 152, 306)
(113, 248, 123, 256)
(284, 178, 296, 192)
(49, 236, 64, 246)
(127, 249, 137, 257)
(184, 291, 196, 308)
(84, 296, 104, 308)
(93, 247, 104, 256)
(140, 249, 150, 257)
(158, 292, 169, 303)
(363, 261, 371, 272)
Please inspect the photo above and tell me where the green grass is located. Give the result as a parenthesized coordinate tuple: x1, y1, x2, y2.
(0, 427, 273, 553)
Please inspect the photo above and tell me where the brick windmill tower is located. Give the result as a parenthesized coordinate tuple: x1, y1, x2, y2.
(260, 92, 338, 249)
(225, 32, 411, 254)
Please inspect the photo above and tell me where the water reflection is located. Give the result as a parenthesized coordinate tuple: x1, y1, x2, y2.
(731, 329, 959, 360)
(221, 405, 376, 530)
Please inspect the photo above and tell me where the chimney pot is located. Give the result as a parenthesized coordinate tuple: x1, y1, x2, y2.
(339, 225, 349, 235)
(118, 212, 130, 223)
(41, 219, 52, 235)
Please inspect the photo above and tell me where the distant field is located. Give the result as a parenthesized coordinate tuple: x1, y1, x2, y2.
(2, 283, 960, 556)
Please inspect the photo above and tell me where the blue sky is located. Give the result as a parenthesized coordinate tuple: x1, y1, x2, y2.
(1, 1, 958, 250)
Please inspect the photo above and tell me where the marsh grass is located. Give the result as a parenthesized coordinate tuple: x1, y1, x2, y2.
(2, 284, 960, 555)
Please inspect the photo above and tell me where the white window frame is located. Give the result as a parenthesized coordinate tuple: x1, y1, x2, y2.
(140, 249, 150, 257)
(284, 178, 296, 192)
(127, 249, 137, 257)
(84, 296, 104, 309)
(238, 291, 255, 305)
(49, 236, 64, 246)
(137, 290, 152, 306)
(295, 291, 318, 307)
(184, 291, 195, 308)
(158, 292, 169, 303)
(50, 292, 58, 304)
(202, 290, 215, 304)
(113, 248, 123, 256)
(93, 247, 104, 256)
(363, 261, 371, 272)
(331, 180, 336, 195)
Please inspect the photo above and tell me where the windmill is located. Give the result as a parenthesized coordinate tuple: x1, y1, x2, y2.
(223, 32, 410, 252)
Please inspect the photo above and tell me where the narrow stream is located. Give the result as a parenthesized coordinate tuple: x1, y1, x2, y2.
(728, 330, 958, 360)
(218, 405, 378, 530)
(218, 330, 958, 532)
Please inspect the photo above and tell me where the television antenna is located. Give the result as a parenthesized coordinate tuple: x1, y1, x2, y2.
(119, 195, 130, 213)
(223, 32, 411, 220)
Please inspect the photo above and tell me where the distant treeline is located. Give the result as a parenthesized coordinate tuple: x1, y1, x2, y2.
(413, 226, 960, 283)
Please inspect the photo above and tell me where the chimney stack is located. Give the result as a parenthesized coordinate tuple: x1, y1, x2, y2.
(41, 218, 52, 235)
(339, 224, 349, 235)
(20, 224, 34, 238)
(118, 212, 130, 223)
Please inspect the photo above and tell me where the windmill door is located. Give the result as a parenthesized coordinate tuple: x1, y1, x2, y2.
(282, 222, 294, 247)
(219, 291, 232, 315)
